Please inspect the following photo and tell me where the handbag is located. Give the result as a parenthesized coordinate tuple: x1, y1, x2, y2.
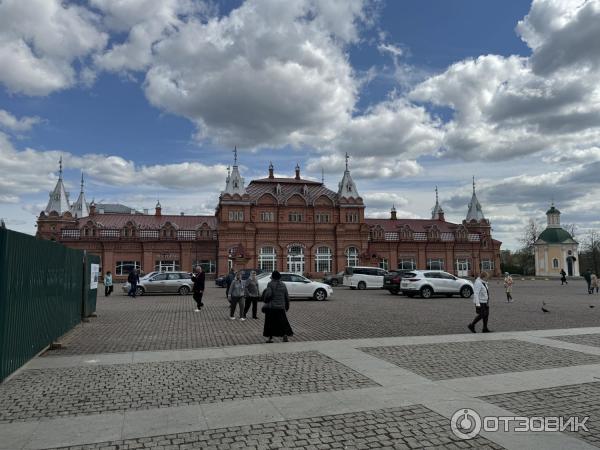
(261, 288, 272, 313)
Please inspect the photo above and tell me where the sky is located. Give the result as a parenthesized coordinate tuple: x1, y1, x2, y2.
(1, 0, 600, 250)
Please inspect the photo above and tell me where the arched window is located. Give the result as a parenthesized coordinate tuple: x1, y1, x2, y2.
(287, 245, 305, 274)
(259, 247, 277, 272)
(315, 246, 332, 273)
(346, 246, 359, 268)
(552, 258, 559, 269)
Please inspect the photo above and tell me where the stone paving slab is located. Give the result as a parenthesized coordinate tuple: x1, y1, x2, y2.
(359, 339, 600, 380)
(0, 351, 377, 423)
(50, 405, 505, 450)
(549, 333, 600, 348)
(480, 382, 600, 448)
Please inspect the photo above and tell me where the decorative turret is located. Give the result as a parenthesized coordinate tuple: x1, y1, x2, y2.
(546, 202, 561, 228)
(391, 205, 397, 220)
(295, 163, 301, 180)
(45, 156, 71, 214)
(268, 161, 274, 179)
(222, 146, 246, 195)
(155, 200, 162, 217)
(338, 153, 360, 199)
(431, 186, 445, 221)
(466, 176, 485, 222)
(69, 172, 90, 218)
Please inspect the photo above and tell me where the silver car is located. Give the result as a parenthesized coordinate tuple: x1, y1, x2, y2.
(122, 271, 193, 296)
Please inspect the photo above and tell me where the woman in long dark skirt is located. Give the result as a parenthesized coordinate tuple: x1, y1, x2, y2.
(262, 271, 293, 343)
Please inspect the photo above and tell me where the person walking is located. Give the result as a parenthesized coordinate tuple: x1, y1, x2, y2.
(503, 272, 513, 302)
(104, 271, 113, 297)
(191, 265, 205, 312)
(592, 273, 599, 294)
(225, 268, 235, 298)
(468, 271, 491, 333)
(228, 271, 246, 320)
(560, 268, 568, 285)
(262, 271, 293, 343)
(584, 269, 593, 294)
(244, 271, 260, 319)
(127, 268, 140, 298)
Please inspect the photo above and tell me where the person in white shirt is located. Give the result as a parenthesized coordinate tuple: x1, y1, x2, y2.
(468, 271, 491, 333)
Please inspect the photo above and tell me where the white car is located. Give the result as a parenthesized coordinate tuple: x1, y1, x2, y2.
(342, 266, 387, 289)
(257, 272, 333, 301)
(400, 270, 473, 298)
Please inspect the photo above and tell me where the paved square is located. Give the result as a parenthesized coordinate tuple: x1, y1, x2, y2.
(549, 333, 600, 348)
(51, 405, 504, 450)
(0, 351, 377, 423)
(359, 339, 600, 381)
(44, 279, 600, 356)
(480, 382, 600, 447)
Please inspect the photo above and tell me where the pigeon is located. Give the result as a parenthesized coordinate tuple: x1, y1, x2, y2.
(542, 301, 550, 313)
(590, 305, 596, 309)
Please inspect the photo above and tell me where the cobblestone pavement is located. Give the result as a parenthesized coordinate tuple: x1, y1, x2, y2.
(45, 279, 600, 356)
(0, 351, 377, 423)
(360, 339, 600, 380)
(549, 333, 600, 347)
(481, 382, 600, 447)
(52, 405, 504, 450)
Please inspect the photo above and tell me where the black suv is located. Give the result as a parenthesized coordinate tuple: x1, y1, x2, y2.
(383, 270, 413, 295)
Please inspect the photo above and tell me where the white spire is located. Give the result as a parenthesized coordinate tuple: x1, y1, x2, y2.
(431, 186, 444, 220)
(338, 153, 360, 199)
(70, 172, 90, 218)
(223, 148, 246, 195)
(45, 157, 71, 214)
(466, 176, 486, 221)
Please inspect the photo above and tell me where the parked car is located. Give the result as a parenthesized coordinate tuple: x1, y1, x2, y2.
(400, 270, 473, 298)
(342, 266, 387, 290)
(215, 268, 265, 287)
(383, 270, 413, 295)
(122, 271, 193, 296)
(322, 271, 344, 286)
(258, 272, 333, 301)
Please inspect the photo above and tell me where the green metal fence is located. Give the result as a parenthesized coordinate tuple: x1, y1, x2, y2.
(0, 228, 97, 381)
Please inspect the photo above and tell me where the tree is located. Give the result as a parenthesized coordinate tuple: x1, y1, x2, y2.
(563, 223, 578, 240)
(581, 230, 600, 275)
(517, 218, 539, 275)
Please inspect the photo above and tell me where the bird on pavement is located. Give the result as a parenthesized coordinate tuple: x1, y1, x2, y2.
(542, 301, 550, 313)
(590, 305, 596, 309)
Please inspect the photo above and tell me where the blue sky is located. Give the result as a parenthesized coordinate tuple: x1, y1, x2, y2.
(1, 0, 600, 249)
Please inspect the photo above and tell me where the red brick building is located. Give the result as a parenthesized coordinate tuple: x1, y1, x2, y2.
(37, 158, 501, 280)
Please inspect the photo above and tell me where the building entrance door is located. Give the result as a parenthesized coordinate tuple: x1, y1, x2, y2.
(567, 257, 574, 276)
(456, 259, 470, 277)
(287, 246, 305, 274)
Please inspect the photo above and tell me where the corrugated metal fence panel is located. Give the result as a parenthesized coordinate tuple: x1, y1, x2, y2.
(82, 253, 100, 317)
(0, 229, 83, 381)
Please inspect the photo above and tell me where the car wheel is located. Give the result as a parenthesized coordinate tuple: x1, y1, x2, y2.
(420, 286, 433, 298)
(357, 281, 367, 290)
(331, 279, 339, 287)
(460, 286, 473, 298)
(135, 286, 145, 296)
(179, 286, 190, 295)
(314, 288, 327, 301)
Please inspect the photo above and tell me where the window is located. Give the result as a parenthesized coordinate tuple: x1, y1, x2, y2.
(259, 247, 277, 272)
(193, 259, 216, 273)
(289, 212, 303, 222)
(552, 258, 560, 269)
(116, 261, 140, 276)
(426, 258, 444, 270)
(155, 260, 180, 272)
(228, 211, 244, 221)
(315, 213, 330, 223)
(260, 211, 274, 222)
(346, 212, 359, 223)
(346, 246, 359, 267)
(379, 258, 389, 271)
(315, 246, 332, 273)
(152, 273, 168, 281)
(398, 258, 416, 270)
(480, 259, 494, 271)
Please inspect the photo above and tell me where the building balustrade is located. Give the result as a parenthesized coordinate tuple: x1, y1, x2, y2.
(61, 229, 216, 241)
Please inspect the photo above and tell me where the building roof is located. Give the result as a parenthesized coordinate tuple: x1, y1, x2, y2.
(77, 214, 217, 229)
(536, 227, 574, 244)
(365, 218, 459, 233)
(95, 203, 142, 214)
(245, 178, 340, 204)
(69, 173, 90, 218)
(546, 205, 561, 215)
(45, 157, 70, 214)
(466, 177, 486, 222)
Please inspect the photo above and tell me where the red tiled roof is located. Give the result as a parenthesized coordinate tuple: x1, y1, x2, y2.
(245, 178, 338, 203)
(365, 218, 460, 233)
(77, 214, 217, 230)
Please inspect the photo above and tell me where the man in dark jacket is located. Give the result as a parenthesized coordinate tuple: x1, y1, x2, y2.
(225, 268, 235, 298)
(191, 265, 205, 311)
(584, 269, 593, 294)
(127, 269, 140, 298)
